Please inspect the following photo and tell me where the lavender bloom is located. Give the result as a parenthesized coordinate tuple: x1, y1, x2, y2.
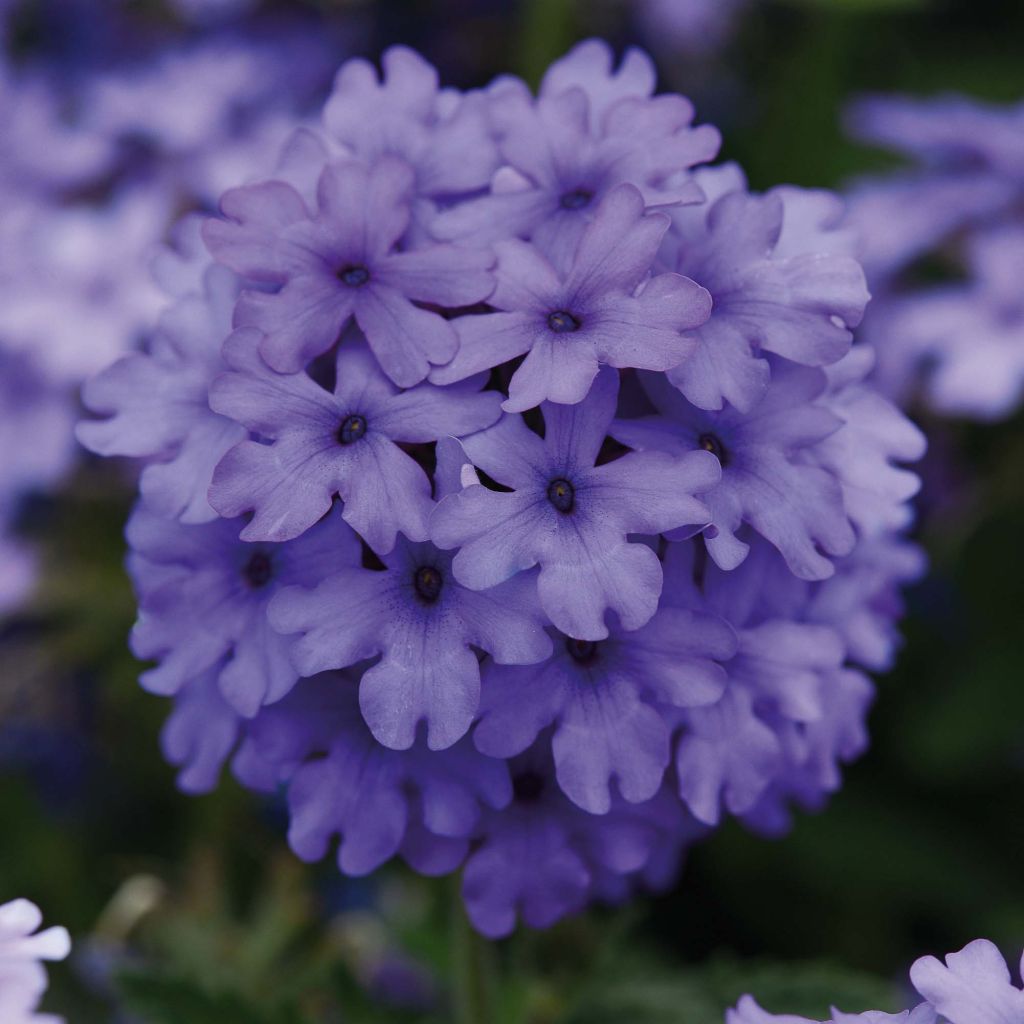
(203, 157, 495, 385)
(846, 92, 1024, 421)
(74, 39, 925, 936)
(661, 164, 869, 413)
(264, 436, 549, 750)
(128, 503, 360, 717)
(613, 365, 856, 580)
(0, 898, 70, 1024)
(0, 350, 77, 510)
(234, 673, 512, 878)
(322, 46, 499, 204)
(728, 996, 934, 1023)
(81, 24, 338, 206)
(208, 333, 502, 550)
(473, 607, 734, 813)
(636, 0, 751, 56)
(430, 184, 712, 411)
(536, 38, 659, 130)
(874, 226, 1024, 421)
(433, 39, 720, 272)
(910, 939, 1024, 1024)
(0, 68, 112, 197)
(78, 263, 244, 523)
(813, 347, 926, 535)
(432, 368, 718, 639)
(663, 539, 865, 827)
(462, 748, 686, 938)
(0, 189, 168, 383)
(160, 668, 241, 794)
(730, 938, 1024, 1024)
(268, 537, 551, 750)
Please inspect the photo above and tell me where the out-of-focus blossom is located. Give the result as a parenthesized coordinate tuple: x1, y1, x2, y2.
(846, 93, 1024, 420)
(636, 0, 751, 56)
(0, 898, 70, 1024)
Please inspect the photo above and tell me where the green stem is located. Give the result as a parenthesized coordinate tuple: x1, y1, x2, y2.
(451, 881, 496, 1024)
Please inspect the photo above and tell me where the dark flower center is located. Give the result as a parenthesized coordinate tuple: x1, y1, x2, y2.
(242, 550, 274, 589)
(413, 565, 443, 604)
(512, 771, 545, 803)
(565, 637, 599, 665)
(699, 432, 728, 465)
(337, 414, 367, 445)
(559, 188, 593, 211)
(547, 310, 581, 333)
(337, 264, 370, 288)
(546, 477, 575, 513)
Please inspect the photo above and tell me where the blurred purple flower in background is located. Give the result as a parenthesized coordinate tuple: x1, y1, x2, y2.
(73, 35, 927, 937)
(846, 93, 1024, 420)
(0, 0, 345, 608)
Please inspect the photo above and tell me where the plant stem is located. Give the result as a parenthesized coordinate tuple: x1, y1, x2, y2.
(451, 881, 496, 1024)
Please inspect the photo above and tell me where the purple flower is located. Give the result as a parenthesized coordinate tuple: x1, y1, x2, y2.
(661, 164, 869, 413)
(0, 188, 168, 383)
(537, 39, 659, 131)
(234, 673, 512, 877)
(636, 0, 751, 56)
(812, 347, 925, 535)
(78, 263, 245, 523)
(0, 349, 76, 511)
(0, 898, 70, 1024)
(613, 365, 856, 580)
(462, 747, 686, 938)
(663, 539, 856, 826)
(875, 226, 1024, 421)
(847, 94, 1024, 181)
(433, 40, 720, 272)
(431, 183, 711, 411)
(473, 606, 734, 813)
(208, 332, 502, 550)
(910, 939, 1024, 1024)
(266, 438, 551, 750)
(728, 996, 935, 1023)
(203, 157, 495, 386)
(128, 502, 360, 717)
(431, 368, 719, 639)
(322, 45, 499, 202)
(731, 938, 1024, 1024)
(804, 534, 925, 674)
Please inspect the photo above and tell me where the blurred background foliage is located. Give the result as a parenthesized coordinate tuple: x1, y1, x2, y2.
(2, 0, 1024, 1021)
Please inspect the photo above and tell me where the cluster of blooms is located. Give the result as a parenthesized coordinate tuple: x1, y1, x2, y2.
(846, 93, 1024, 420)
(730, 937, 1024, 1024)
(0, 0, 340, 613)
(80, 39, 925, 937)
(0, 898, 70, 1024)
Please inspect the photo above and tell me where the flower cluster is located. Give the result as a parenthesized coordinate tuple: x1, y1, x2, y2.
(0, 898, 70, 1024)
(81, 39, 924, 936)
(730, 938, 1024, 1024)
(846, 94, 1024, 420)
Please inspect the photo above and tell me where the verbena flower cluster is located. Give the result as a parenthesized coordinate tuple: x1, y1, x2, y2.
(81, 40, 925, 937)
(846, 94, 1024, 420)
(730, 938, 1024, 1024)
(0, 898, 70, 1024)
